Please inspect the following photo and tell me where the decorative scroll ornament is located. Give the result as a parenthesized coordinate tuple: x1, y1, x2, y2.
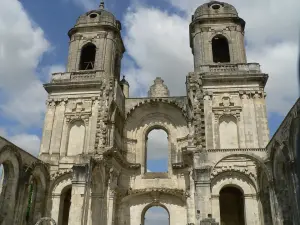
(186, 73, 206, 148)
(35, 217, 56, 225)
(213, 93, 242, 121)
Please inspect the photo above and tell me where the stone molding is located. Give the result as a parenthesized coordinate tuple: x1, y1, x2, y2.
(126, 98, 188, 120)
(207, 148, 266, 152)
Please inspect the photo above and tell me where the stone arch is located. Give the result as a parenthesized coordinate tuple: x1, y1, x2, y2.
(219, 115, 239, 149)
(119, 191, 186, 225)
(124, 102, 189, 174)
(79, 42, 96, 70)
(0, 146, 22, 224)
(141, 203, 170, 225)
(49, 173, 72, 225)
(51, 173, 72, 196)
(272, 147, 294, 224)
(66, 119, 86, 156)
(211, 172, 256, 196)
(211, 152, 271, 181)
(21, 162, 50, 225)
(257, 170, 273, 225)
(29, 163, 50, 223)
(126, 100, 189, 121)
(211, 34, 231, 63)
(289, 116, 300, 162)
(211, 172, 258, 225)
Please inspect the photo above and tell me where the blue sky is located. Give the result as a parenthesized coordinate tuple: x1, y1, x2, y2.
(0, 0, 299, 223)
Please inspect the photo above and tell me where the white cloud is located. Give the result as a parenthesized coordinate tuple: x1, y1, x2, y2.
(124, 0, 299, 115)
(123, 5, 193, 97)
(0, 0, 50, 127)
(9, 134, 41, 157)
(0, 127, 41, 157)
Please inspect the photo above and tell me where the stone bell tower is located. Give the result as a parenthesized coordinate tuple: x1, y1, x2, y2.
(66, 2, 125, 78)
(188, 2, 270, 222)
(39, 2, 126, 166)
(190, 1, 247, 71)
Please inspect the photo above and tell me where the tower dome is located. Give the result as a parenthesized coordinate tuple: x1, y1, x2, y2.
(69, 2, 121, 37)
(193, 1, 238, 20)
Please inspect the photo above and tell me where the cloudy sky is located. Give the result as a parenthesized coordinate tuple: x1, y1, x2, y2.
(0, 0, 299, 223)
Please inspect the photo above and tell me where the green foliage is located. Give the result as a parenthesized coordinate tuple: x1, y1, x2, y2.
(26, 183, 34, 222)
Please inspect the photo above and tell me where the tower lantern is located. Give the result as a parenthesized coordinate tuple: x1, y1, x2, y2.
(190, 1, 247, 71)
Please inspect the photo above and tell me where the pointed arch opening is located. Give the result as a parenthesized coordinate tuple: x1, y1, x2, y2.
(220, 186, 245, 225)
(146, 128, 169, 173)
(79, 43, 96, 70)
(212, 35, 230, 63)
(67, 120, 85, 156)
(142, 205, 170, 225)
(219, 115, 239, 149)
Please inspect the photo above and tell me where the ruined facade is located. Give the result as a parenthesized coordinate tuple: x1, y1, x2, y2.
(0, 1, 299, 225)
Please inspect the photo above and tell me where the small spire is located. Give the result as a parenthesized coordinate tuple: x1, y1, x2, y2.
(99, 1, 105, 9)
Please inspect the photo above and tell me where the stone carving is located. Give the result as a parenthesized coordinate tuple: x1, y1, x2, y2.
(148, 77, 170, 98)
(187, 73, 206, 148)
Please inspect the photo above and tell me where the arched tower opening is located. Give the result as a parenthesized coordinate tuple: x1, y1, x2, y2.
(212, 35, 230, 63)
(146, 129, 168, 173)
(220, 186, 245, 225)
(79, 43, 96, 70)
(142, 205, 169, 225)
(59, 187, 72, 225)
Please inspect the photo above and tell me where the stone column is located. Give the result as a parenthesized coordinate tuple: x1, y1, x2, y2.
(88, 99, 99, 153)
(50, 100, 67, 159)
(40, 100, 56, 155)
(59, 118, 69, 157)
(244, 194, 260, 225)
(107, 168, 120, 225)
(194, 167, 212, 224)
(68, 165, 88, 225)
(204, 93, 213, 149)
(50, 194, 61, 224)
(211, 195, 220, 224)
(104, 33, 114, 76)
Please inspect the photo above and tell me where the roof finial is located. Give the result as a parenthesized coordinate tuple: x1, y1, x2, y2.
(99, 1, 105, 9)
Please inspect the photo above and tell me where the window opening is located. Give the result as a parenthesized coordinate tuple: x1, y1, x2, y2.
(212, 35, 230, 63)
(62, 188, 72, 225)
(143, 206, 169, 225)
(146, 129, 168, 173)
(220, 187, 245, 225)
(79, 43, 96, 70)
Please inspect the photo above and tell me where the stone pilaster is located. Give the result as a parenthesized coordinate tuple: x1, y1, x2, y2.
(194, 166, 212, 223)
(50, 99, 67, 158)
(204, 92, 213, 149)
(88, 98, 99, 153)
(40, 100, 56, 155)
(68, 164, 89, 225)
(107, 168, 120, 225)
(244, 194, 260, 225)
(253, 92, 269, 147)
(210, 195, 220, 223)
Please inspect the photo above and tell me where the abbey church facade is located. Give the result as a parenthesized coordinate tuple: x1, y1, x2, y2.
(0, 1, 299, 225)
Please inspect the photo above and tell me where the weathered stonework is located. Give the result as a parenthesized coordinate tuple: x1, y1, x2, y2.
(0, 1, 299, 225)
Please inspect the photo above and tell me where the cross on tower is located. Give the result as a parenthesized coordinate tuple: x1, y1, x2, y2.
(99, 1, 105, 9)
